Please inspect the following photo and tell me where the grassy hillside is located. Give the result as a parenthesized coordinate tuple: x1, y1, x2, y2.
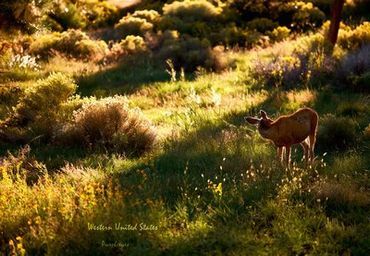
(1, 0, 370, 255)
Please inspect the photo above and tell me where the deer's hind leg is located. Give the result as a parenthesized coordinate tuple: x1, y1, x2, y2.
(308, 133, 316, 164)
(300, 140, 309, 166)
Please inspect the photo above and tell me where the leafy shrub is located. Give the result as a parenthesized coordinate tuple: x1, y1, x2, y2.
(49, 1, 86, 29)
(338, 22, 370, 50)
(119, 35, 148, 54)
(268, 26, 291, 42)
(60, 96, 156, 155)
(114, 16, 153, 38)
(278, 1, 325, 30)
(158, 0, 222, 40)
(253, 55, 302, 88)
(0, 0, 49, 32)
(337, 101, 368, 117)
(337, 44, 370, 92)
(364, 124, 370, 140)
(83, 1, 119, 28)
(211, 25, 249, 46)
(246, 18, 278, 32)
(158, 35, 229, 72)
(317, 114, 358, 151)
(105, 36, 148, 63)
(29, 29, 108, 60)
(131, 9, 160, 24)
(3, 73, 77, 139)
(0, 83, 21, 105)
(162, 0, 222, 22)
(159, 16, 214, 39)
(0, 145, 46, 185)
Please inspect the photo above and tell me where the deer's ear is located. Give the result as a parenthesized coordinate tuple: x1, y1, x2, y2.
(260, 110, 267, 119)
(245, 116, 260, 125)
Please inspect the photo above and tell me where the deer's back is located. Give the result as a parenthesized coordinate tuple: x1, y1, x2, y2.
(273, 108, 318, 146)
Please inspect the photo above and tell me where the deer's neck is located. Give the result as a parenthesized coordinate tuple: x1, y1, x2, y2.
(258, 125, 277, 141)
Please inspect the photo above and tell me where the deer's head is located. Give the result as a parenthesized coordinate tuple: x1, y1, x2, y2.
(245, 110, 274, 130)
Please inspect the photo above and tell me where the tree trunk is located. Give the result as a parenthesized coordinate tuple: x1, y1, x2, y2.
(327, 0, 345, 47)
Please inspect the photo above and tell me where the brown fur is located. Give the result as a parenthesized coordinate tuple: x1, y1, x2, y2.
(245, 107, 318, 166)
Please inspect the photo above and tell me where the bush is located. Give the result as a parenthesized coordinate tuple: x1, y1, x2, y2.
(3, 73, 77, 140)
(252, 55, 302, 88)
(105, 35, 148, 63)
(157, 35, 229, 72)
(317, 114, 358, 151)
(0, 83, 21, 106)
(278, 1, 325, 30)
(158, 0, 223, 40)
(119, 35, 148, 54)
(84, 1, 119, 28)
(364, 124, 370, 140)
(49, 2, 86, 29)
(131, 9, 160, 24)
(114, 16, 153, 38)
(211, 25, 249, 46)
(29, 29, 108, 60)
(268, 26, 291, 42)
(60, 96, 156, 155)
(0, 145, 46, 185)
(337, 44, 370, 92)
(246, 18, 278, 32)
(162, 0, 221, 22)
(337, 101, 368, 117)
(0, 0, 49, 32)
(338, 22, 370, 50)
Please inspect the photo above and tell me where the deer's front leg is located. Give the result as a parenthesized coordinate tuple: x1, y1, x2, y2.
(277, 147, 284, 163)
(285, 145, 291, 168)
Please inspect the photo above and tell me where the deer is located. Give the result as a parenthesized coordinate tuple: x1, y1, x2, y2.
(245, 107, 318, 167)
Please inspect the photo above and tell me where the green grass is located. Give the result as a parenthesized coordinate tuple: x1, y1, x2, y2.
(1, 34, 370, 255)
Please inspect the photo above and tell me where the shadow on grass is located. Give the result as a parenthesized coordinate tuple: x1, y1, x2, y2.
(77, 58, 168, 97)
(76, 56, 195, 97)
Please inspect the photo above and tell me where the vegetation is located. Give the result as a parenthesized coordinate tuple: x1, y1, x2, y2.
(1, 0, 370, 255)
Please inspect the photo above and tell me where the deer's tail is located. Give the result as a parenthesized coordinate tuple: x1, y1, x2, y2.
(308, 112, 319, 161)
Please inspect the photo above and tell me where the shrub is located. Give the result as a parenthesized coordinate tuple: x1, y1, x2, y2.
(364, 124, 370, 140)
(246, 18, 278, 32)
(268, 26, 291, 42)
(211, 25, 249, 46)
(252, 55, 302, 88)
(337, 101, 368, 117)
(3, 73, 77, 139)
(131, 9, 160, 24)
(157, 34, 229, 72)
(0, 0, 49, 32)
(29, 29, 108, 60)
(337, 44, 370, 92)
(158, 0, 223, 41)
(84, 1, 119, 28)
(337, 22, 370, 50)
(162, 0, 221, 22)
(60, 96, 156, 155)
(105, 36, 148, 62)
(49, 1, 87, 29)
(278, 1, 325, 30)
(114, 16, 153, 38)
(0, 145, 46, 185)
(317, 114, 358, 151)
(0, 83, 21, 106)
(119, 35, 148, 54)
